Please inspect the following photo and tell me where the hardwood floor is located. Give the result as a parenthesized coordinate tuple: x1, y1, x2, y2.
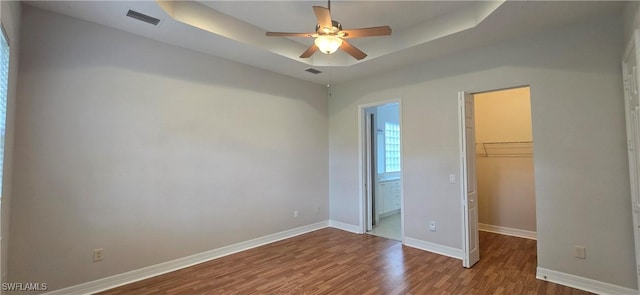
(98, 228, 592, 294)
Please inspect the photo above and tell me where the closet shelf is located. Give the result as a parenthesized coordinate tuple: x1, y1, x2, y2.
(476, 141, 533, 157)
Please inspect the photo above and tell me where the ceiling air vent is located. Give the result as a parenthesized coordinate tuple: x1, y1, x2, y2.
(305, 68, 322, 74)
(126, 10, 161, 26)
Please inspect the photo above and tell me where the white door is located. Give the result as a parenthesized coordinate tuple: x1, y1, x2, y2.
(622, 29, 640, 288)
(459, 91, 480, 268)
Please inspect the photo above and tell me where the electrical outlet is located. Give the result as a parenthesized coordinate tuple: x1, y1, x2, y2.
(293, 210, 299, 218)
(574, 246, 586, 259)
(449, 174, 456, 184)
(429, 221, 437, 232)
(93, 248, 104, 262)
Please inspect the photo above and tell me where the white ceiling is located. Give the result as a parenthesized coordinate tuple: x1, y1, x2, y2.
(26, 1, 623, 86)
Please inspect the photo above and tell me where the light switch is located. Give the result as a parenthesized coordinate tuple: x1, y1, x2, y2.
(449, 174, 456, 183)
(574, 246, 586, 259)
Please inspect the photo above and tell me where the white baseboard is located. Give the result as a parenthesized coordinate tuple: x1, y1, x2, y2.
(44, 221, 329, 295)
(404, 237, 463, 260)
(479, 223, 537, 240)
(536, 267, 637, 295)
(328, 220, 363, 234)
(380, 209, 400, 218)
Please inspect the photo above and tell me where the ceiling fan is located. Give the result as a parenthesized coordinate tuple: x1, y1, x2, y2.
(265, 0, 392, 60)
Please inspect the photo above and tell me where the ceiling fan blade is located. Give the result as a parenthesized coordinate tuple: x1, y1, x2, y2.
(300, 44, 319, 58)
(341, 26, 392, 38)
(340, 40, 367, 60)
(313, 6, 333, 32)
(266, 32, 314, 37)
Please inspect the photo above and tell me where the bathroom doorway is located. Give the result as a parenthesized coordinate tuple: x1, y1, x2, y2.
(361, 101, 402, 241)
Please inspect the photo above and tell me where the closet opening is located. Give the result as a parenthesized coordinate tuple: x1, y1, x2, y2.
(474, 86, 537, 241)
(460, 86, 537, 268)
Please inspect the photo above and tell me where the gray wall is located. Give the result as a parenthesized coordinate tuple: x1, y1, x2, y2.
(0, 0, 20, 284)
(623, 1, 640, 47)
(329, 14, 635, 289)
(9, 6, 328, 291)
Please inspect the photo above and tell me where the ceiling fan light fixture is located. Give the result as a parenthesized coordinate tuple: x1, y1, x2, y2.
(315, 35, 343, 54)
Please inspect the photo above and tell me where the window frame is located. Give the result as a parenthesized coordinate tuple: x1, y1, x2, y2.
(0, 22, 10, 198)
(383, 122, 400, 173)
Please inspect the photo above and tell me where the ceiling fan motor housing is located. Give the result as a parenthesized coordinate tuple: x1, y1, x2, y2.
(316, 20, 343, 34)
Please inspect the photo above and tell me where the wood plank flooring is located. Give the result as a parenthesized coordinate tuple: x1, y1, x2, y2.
(98, 228, 592, 294)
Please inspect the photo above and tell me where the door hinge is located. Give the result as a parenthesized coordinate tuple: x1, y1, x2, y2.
(624, 77, 629, 92)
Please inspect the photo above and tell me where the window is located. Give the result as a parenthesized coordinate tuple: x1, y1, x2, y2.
(0, 26, 9, 197)
(384, 122, 400, 172)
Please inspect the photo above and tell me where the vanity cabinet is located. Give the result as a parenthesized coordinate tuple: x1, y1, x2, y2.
(376, 179, 401, 216)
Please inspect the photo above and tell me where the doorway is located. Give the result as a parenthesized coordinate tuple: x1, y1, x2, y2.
(474, 87, 537, 240)
(361, 101, 402, 241)
(460, 86, 537, 268)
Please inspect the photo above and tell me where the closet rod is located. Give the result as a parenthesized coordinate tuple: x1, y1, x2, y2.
(476, 141, 533, 158)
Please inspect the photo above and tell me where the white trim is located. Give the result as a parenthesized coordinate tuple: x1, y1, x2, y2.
(357, 99, 402, 110)
(398, 99, 405, 242)
(404, 237, 463, 260)
(479, 223, 537, 240)
(622, 29, 640, 289)
(536, 267, 637, 295)
(329, 220, 363, 234)
(458, 91, 471, 267)
(358, 105, 366, 234)
(43, 221, 329, 295)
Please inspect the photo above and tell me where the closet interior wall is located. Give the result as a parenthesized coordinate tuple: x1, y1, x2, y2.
(474, 87, 536, 234)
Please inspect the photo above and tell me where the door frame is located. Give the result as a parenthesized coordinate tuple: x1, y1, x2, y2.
(621, 29, 640, 288)
(364, 110, 376, 232)
(358, 99, 404, 240)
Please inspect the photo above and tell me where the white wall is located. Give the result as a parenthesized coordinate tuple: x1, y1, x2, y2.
(9, 6, 328, 292)
(0, 0, 20, 285)
(329, 14, 635, 289)
(475, 88, 536, 232)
